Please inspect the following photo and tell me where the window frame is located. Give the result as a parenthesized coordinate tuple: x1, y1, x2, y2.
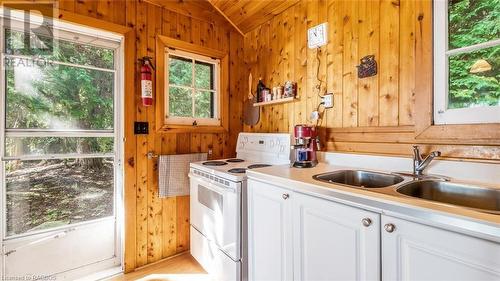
(165, 48, 220, 126)
(155, 35, 229, 133)
(433, 0, 500, 125)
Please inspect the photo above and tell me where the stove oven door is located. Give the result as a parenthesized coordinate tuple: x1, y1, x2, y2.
(189, 173, 241, 261)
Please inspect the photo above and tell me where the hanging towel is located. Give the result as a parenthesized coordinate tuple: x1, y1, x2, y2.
(158, 153, 207, 198)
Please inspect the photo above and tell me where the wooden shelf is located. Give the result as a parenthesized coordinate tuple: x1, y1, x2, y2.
(253, 97, 296, 107)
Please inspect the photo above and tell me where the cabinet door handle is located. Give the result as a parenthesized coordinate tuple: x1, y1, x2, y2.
(384, 223, 396, 233)
(362, 218, 372, 227)
(282, 193, 289, 200)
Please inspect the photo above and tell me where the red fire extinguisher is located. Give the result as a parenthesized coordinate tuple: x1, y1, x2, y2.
(140, 57, 154, 106)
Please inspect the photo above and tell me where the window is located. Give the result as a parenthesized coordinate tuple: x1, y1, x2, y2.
(1, 18, 122, 236)
(434, 0, 499, 124)
(165, 49, 220, 126)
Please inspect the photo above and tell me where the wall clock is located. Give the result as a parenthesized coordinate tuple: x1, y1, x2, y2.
(308, 22, 328, 49)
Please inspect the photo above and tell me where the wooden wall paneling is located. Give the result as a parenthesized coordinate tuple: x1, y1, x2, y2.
(306, 0, 318, 129)
(342, 0, 359, 127)
(228, 31, 244, 154)
(146, 3, 162, 264)
(124, 0, 137, 272)
(74, 0, 96, 18)
(326, 0, 343, 128)
(163, 10, 178, 39)
(378, 0, 400, 126)
(160, 134, 177, 258)
(175, 195, 190, 253)
(177, 14, 192, 43)
(294, 0, 307, 126)
(58, 0, 75, 13)
(135, 0, 149, 268)
(283, 8, 295, 133)
(317, 0, 328, 130)
(257, 23, 270, 132)
(269, 13, 280, 132)
(399, 0, 415, 126)
(357, 0, 380, 127)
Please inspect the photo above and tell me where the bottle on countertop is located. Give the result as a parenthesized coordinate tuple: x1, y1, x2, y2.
(256, 78, 266, 102)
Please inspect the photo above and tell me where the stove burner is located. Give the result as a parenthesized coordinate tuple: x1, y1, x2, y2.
(226, 158, 245, 163)
(228, 168, 247, 174)
(202, 161, 228, 166)
(247, 164, 272, 169)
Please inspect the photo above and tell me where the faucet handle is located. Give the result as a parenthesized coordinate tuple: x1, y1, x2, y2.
(430, 151, 441, 157)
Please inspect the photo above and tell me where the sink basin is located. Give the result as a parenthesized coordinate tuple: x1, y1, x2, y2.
(397, 180, 500, 214)
(313, 170, 405, 188)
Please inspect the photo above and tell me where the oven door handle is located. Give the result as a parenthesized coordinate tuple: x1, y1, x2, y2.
(191, 174, 236, 194)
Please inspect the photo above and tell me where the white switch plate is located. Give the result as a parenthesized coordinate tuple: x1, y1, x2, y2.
(322, 93, 333, 108)
(308, 22, 328, 49)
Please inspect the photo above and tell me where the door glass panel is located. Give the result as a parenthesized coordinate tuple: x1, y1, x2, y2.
(5, 29, 115, 69)
(5, 158, 114, 236)
(5, 57, 114, 130)
(5, 137, 114, 157)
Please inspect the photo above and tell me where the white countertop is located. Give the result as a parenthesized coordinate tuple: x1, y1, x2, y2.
(247, 163, 500, 242)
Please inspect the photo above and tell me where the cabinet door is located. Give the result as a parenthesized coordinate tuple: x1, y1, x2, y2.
(293, 192, 381, 281)
(382, 215, 500, 281)
(247, 180, 293, 281)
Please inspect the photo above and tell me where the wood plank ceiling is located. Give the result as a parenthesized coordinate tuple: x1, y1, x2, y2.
(208, 0, 300, 33)
(146, 0, 300, 34)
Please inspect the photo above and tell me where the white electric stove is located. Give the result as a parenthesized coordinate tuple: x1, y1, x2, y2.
(189, 133, 291, 281)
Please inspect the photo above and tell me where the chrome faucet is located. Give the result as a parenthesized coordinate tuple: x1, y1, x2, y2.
(412, 145, 441, 176)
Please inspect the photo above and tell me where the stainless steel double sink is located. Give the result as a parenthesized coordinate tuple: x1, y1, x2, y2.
(313, 170, 500, 214)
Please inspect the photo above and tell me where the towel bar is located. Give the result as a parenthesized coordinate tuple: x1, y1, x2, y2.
(147, 151, 158, 159)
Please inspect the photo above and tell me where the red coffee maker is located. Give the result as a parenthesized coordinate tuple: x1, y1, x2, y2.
(292, 124, 320, 168)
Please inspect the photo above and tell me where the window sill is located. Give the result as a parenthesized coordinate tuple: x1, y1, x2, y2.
(158, 124, 227, 133)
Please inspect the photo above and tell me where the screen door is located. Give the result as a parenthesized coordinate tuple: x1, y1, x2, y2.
(0, 11, 123, 279)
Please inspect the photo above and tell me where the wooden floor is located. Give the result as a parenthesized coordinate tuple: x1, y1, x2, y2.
(109, 253, 209, 281)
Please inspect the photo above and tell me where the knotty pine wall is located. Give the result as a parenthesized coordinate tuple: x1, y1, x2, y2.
(57, 0, 244, 272)
(243, 0, 499, 160)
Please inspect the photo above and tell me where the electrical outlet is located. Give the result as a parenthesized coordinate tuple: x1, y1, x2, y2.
(310, 111, 320, 121)
(322, 93, 334, 108)
(134, 122, 149, 134)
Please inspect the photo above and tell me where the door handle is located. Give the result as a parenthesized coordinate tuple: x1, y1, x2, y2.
(362, 218, 372, 227)
(282, 193, 289, 200)
(384, 223, 396, 233)
(4, 228, 75, 256)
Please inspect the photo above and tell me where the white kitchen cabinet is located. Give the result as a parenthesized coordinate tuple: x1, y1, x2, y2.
(382, 215, 500, 280)
(293, 192, 380, 281)
(247, 179, 293, 281)
(248, 179, 500, 281)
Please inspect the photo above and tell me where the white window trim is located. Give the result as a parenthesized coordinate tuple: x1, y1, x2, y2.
(433, 0, 500, 125)
(165, 48, 221, 126)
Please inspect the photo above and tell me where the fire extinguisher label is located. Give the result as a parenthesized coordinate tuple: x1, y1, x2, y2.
(141, 80, 152, 98)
